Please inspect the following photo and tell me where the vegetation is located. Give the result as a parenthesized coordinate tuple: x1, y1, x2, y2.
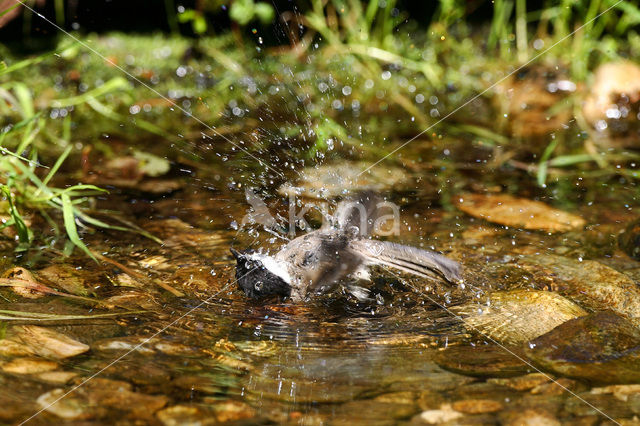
(1, 0, 639, 256)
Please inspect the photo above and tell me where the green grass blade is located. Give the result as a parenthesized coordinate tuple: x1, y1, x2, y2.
(1, 185, 31, 245)
(51, 77, 130, 108)
(61, 193, 96, 261)
(41, 144, 72, 187)
(537, 139, 558, 187)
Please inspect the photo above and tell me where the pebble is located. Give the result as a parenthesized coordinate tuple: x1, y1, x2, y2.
(451, 399, 504, 414)
(489, 373, 551, 391)
(500, 408, 561, 426)
(36, 389, 87, 420)
(415, 404, 463, 424)
(435, 345, 531, 378)
(34, 371, 79, 384)
(1, 357, 58, 374)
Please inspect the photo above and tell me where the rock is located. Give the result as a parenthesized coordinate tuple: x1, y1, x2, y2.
(454, 290, 587, 344)
(435, 345, 532, 378)
(154, 341, 198, 357)
(1, 357, 58, 374)
(34, 371, 78, 384)
(36, 389, 88, 420)
(172, 375, 222, 395)
(500, 408, 561, 426)
(374, 391, 416, 405)
(525, 311, 640, 385)
(157, 405, 216, 426)
(414, 404, 464, 424)
(0, 394, 38, 422)
(488, 373, 551, 391)
(520, 255, 640, 328)
(77, 378, 168, 419)
(109, 361, 171, 386)
(451, 399, 503, 414)
(454, 193, 585, 232)
(417, 390, 446, 410)
(11, 325, 89, 359)
(619, 218, 640, 260)
(333, 399, 417, 422)
(209, 400, 256, 423)
(530, 378, 581, 396)
(583, 61, 640, 144)
(0, 338, 34, 357)
(92, 336, 156, 355)
(591, 384, 640, 402)
(450, 381, 518, 404)
(564, 393, 638, 418)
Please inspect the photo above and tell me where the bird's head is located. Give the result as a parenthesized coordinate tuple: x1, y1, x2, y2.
(230, 248, 292, 299)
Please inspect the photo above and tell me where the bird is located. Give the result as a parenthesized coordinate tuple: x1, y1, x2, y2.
(230, 192, 462, 302)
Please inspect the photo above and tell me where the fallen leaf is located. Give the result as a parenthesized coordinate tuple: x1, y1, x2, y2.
(455, 193, 585, 232)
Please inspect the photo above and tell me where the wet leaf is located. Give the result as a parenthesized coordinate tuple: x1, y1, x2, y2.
(454, 193, 585, 232)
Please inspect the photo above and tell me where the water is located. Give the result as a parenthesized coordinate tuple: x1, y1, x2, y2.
(3, 130, 639, 424)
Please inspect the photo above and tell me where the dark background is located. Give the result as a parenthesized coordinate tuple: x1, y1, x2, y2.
(0, 0, 549, 47)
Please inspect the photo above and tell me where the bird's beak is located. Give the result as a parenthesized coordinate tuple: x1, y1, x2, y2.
(230, 248, 242, 260)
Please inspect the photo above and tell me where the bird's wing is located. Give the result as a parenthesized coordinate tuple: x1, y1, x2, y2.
(349, 239, 462, 284)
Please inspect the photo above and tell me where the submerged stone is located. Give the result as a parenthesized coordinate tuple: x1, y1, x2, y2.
(11, 325, 90, 359)
(156, 405, 216, 426)
(1, 357, 58, 374)
(499, 408, 560, 426)
(488, 373, 552, 391)
(37, 389, 88, 420)
(454, 290, 587, 344)
(413, 404, 464, 424)
(435, 345, 532, 378)
(525, 311, 640, 385)
(619, 218, 640, 260)
(451, 399, 503, 414)
(520, 255, 640, 328)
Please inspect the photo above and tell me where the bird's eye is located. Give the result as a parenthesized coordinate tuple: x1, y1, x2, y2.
(254, 282, 263, 291)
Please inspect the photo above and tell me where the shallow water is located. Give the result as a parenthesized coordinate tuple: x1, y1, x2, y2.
(2, 135, 640, 425)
